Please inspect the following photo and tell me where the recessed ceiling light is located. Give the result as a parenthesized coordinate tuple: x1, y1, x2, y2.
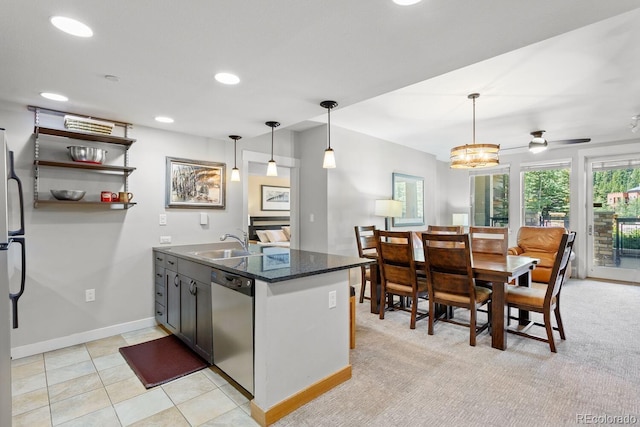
(214, 72, 240, 85)
(392, 0, 422, 5)
(50, 16, 93, 37)
(155, 116, 174, 124)
(40, 92, 68, 102)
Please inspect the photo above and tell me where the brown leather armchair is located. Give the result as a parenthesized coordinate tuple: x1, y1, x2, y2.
(508, 226, 572, 283)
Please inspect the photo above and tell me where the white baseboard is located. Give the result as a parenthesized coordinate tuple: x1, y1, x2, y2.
(11, 317, 157, 359)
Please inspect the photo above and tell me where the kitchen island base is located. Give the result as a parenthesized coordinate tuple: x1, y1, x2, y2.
(250, 365, 351, 426)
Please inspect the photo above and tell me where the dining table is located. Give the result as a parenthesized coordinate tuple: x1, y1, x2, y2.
(365, 251, 538, 350)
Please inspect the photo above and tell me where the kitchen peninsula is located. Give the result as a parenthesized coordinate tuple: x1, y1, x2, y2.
(153, 242, 372, 426)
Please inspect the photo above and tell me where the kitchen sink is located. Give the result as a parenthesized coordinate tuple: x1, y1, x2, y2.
(189, 248, 262, 260)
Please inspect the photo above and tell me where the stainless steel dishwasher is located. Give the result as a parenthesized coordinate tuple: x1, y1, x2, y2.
(211, 267, 254, 394)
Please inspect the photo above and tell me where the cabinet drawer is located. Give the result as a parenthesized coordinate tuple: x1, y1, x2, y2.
(165, 255, 178, 270)
(155, 302, 166, 322)
(153, 251, 165, 266)
(178, 259, 211, 283)
(155, 284, 166, 304)
(154, 266, 165, 286)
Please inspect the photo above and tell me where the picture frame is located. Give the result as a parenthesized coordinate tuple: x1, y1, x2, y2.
(165, 157, 225, 209)
(261, 185, 290, 211)
(392, 172, 425, 227)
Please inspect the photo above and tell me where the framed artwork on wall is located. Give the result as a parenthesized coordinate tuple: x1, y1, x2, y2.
(165, 157, 226, 208)
(392, 172, 425, 226)
(261, 185, 290, 211)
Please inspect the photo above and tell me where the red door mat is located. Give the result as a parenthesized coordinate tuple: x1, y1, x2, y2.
(119, 334, 208, 388)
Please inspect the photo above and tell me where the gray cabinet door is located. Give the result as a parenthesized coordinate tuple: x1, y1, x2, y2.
(194, 280, 213, 363)
(166, 269, 180, 333)
(179, 274, 196, 347)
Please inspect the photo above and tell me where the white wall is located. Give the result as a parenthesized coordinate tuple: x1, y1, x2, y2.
(296, 124, 444, 257)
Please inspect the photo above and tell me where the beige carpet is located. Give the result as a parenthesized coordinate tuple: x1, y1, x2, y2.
(275, 279, 640, 426)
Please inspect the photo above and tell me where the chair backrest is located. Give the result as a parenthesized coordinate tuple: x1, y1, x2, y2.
(469, 226, 508, 256)
(427, 225, 464, 234)
(374, 230, 417, 291)
(545, 231, 576, 305)
(354, 225, 377, 257)
(421, 233, 476, 298)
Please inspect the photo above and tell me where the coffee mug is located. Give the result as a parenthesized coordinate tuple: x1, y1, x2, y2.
(101, 191, 117, 202)
(118, 191, 134, 203)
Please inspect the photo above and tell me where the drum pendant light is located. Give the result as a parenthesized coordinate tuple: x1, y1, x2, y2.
(265, 121, 280, 177)
(320, 100, 338, 169)
(450, 93, 500, 169)
(229, 135, 242, 181)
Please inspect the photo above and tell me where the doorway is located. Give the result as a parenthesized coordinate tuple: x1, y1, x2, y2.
(587, 156, 640, 282)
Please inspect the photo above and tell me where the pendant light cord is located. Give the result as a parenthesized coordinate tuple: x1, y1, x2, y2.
(327, 106, 331, 149)
(270, 127, 274, 161)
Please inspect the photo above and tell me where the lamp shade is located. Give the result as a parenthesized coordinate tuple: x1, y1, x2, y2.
(323, 148, 336, 169)
(375, 199, 403, 218)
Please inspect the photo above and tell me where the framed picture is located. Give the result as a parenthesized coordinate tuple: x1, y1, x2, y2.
(165, 157, 225, 208)
(392, 172, 425, 227)
(261, 185, 290, 211)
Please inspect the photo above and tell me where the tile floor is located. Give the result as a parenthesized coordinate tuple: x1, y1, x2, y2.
(11, 326, 260, 426)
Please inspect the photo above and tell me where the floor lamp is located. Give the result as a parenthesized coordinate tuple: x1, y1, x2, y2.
(375, 199, 403, 231)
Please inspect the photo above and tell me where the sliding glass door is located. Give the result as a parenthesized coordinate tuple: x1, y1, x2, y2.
(587, 157, 640, 282)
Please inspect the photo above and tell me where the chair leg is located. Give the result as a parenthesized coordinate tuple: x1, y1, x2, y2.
(428, 299, 435, 335)
(469, 306, 477, 346)
(359, 268, 367, 303)
(544, 310, 556, 353)
(379, 286, 385, 320)
(410, 294, 418, 329)
(554, 305, 566, 340)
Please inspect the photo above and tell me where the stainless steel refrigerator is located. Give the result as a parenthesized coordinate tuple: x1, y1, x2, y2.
(1, 128, 26, 424)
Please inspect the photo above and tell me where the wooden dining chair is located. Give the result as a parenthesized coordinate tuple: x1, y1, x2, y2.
(469, 226, 508, 256)
(421, 233, 492, 346)
(375, 230, 428, 329)
(469, 226, 508, 291)
(506, 231, 576, 352)
(354, 225, 377, 303)
(427, 225, 464, 234)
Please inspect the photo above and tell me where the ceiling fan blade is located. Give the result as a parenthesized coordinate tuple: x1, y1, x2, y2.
(552, 138, 591, 145)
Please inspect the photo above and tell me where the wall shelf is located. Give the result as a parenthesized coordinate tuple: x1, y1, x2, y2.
(31, 106, 137, 210)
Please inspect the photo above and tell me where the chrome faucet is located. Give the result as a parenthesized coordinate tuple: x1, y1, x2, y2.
(220, 231, 248, 251)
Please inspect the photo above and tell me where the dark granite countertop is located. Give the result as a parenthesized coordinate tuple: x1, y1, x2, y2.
(153, 243, 373, 283)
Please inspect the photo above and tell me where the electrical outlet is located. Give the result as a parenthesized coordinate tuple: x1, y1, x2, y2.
(160, 236, 172, 244)
(85, 289, 95, 302)
(310, 213, 315, 222)
(328, 290, 337, 309)
(159, 214, 167, 225)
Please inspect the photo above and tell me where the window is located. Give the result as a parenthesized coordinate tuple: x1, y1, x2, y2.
(470, 167, 509, 227)
(521, 161, 571, 228)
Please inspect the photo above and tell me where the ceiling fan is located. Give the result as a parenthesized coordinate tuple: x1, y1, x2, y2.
(527, 130, 591, 153)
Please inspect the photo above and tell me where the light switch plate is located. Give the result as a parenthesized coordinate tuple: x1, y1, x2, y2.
(200, 213, 208, 225)
(159, 214, 167, 225)
(160, 236, 172, 244)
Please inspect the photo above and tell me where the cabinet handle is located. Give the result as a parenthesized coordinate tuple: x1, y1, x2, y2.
(167, 260, 175, 265)
(174, 275, 179, 287)
(156, 311, 163, 316)
(156, 273, 162, 278)
(156, 292, 163, 297)
(190, 280, 197, 295)
(156, 257, 162, 261)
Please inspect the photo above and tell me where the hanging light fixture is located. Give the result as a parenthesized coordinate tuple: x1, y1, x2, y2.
(229, 135, 242, 181)
(528, 130, 548, 153)
(450, 93, 500, 169)
(265, 121, 280, 176)
(320, 100, 338, 169)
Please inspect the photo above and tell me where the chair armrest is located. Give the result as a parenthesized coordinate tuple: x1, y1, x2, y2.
(508, 246, 524, 255)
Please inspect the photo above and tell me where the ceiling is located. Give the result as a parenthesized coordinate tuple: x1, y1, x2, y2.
(2, 1, 640, 161)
